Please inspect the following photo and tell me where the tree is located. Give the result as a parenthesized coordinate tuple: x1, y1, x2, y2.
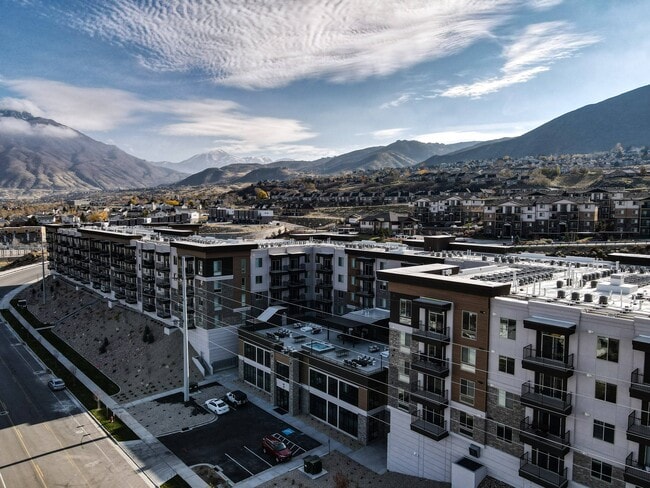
(255, 188, 269, 199)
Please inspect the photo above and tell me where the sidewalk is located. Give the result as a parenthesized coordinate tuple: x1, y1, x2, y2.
(1, 284, 208, 488)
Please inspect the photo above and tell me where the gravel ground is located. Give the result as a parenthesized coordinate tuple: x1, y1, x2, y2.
(18, 277, 202, 404)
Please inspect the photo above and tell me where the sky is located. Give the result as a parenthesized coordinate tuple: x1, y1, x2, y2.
(1, 0, 649, 164)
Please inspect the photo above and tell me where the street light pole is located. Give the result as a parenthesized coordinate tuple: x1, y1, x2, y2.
(41, 237, 46, 305)
(182, 255, 190, 402)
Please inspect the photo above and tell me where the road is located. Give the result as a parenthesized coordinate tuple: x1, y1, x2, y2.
(0, 264, 45, 302)
(0, 266, 152, 488)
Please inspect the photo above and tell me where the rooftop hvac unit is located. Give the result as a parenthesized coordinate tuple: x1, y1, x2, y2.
(557, 290, 566, 299)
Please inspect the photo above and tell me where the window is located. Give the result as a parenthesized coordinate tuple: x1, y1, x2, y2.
(338, 256, 343, 267)
(461, 346, 476, 372)
(398, 360, 410, 383)
(255, 257, 263, 268)
(241, 258, 247, 273)
(397, 389, 410, 411)
(498, 356, 515, 375)
(338, 274, 344, 283)
(499, 318, 516, 340)
(255, 275, 263, 284)
(399, 299, 412, 325)
(309, 369, 326, 392)
(339, 381, 358, 406)
(591, 459, 612, 483)
(496, 424, 513, 443)
(462, 311, 477, 339)
(309, 393, 326, 421)
(459, 411, 473, 437)
(339, 406, 358, 436)
(593, 420, 615, 443)
(497, 389, 514, 408)
(399, 332, 411, 352)
(595, 380, 617, 403)
(460, 379, 475, 405)
(328, 377, 338, 397)
(213, 260, 222, 276)
(596, 337, 619, 362)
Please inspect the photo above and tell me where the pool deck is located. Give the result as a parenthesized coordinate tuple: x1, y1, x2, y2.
(255, 323, 389, 375)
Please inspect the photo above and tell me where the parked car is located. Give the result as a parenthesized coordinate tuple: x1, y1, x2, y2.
(204, 398, 230, 415)
(262, 435, 292, 463)
(225, 390, 248, 406)
(48, 378, 66, 391)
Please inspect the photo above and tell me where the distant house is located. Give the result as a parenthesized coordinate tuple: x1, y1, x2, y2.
(359, 212, 419, 236)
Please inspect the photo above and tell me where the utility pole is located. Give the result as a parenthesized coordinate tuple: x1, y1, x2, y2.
(182, 255, 190, 402)
(41, 237, 46, 305)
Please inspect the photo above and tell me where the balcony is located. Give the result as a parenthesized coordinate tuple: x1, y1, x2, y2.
(270, 281, 289, 290)
(142, 258, 155, 269)
(412, 325, 450, 345)
(357, 288, 375, 298)
(142, 273, 155, 283)
(155, 278, 170, 288)
(630, 369, 650, 400)
(519, 452, 568, 488)
(519, 417, 570, 456)
(410, 416, 448, 441)
(288, 279, 307, 288)
(625, 452, 650, 488)
(155, 261, 170, 272)
(270, 265, 289, 274)
(315, 279, 333, 290)
(411, 355, 449, 377)
(410, 382, 448, 407)
(521, 345, 574, 377)
(288, 263, 306, 272)
(316, 263, 333, 273)
(520, 381, 572, 415)
(627, 411, 650, 443)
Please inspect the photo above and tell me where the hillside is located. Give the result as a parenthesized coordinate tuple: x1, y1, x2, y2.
(425, 84, 650, 165)
(0, 110, 183, 193)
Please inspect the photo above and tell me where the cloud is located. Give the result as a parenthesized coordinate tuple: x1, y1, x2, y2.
(1, 78, 316, 154)
(0, 117, 78, 138)
(439, 21, 599, 98)
(3, 79, 147, 130)
(0, 97, 43, 115)
(414, 120, 541, 144)
(60, 0, 517, 89)
(380, 94, 414, 110)
(371, 128, 409, 140)
(158, 99, 316, 147)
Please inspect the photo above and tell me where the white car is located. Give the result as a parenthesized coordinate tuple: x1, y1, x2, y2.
(204, 398, 230, 415)
(48, 378, 66, 391)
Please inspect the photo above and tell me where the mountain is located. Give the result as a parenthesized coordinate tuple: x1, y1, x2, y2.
(175, 163, 266, 186)
(424, 84, 650, 165)
(155, 149, 273, 174)
(0, 110, 184, 192)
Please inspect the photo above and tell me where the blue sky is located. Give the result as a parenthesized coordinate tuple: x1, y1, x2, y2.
(1, 0, 649, 164)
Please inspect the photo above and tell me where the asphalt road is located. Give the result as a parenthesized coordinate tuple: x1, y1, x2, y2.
(0, 266, 152, 488)
(0, 264, 45, 302)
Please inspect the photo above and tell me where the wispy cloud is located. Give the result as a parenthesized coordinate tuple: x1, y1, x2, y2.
(440, 21, 599, 98)
(56, 0, 518, 89)
(371, 128, 409, 140)
(380, 94, 414, 110)
(0, 117, 78, 138)
(0, 78, 316, 154)
(3, 79, 146, 130)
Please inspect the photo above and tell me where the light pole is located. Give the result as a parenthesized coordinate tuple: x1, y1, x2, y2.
(41, 237, 46, 305)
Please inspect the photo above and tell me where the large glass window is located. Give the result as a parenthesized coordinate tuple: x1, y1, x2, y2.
(591, 459, 612, 483)
(309, 394, 326, 420)
(499, 318, 516, 340)
(460, 379, 475, 405)
(339, 407, 358, 436)
(498, 389, 514, 409)
(399, 299, 412, 325)
(339, 382, 358, 406)
(461, 346, 476, 372)
(213, 260, 222, 276)
(593, 420, 615, 443)
(595, 381, 617, 403)
(596, 337, 619, 362)
(496, 424, 513, 443)
(309, 369, 327, 392)
(459, 411, 473, 437)
(498, 356, 515, 375)
(462, 311, 477, 339)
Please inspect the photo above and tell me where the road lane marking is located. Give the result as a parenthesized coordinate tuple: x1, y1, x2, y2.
(0, 472, 7, 488)
(224, 453, 254, 476)
(244, 446, 272, 467)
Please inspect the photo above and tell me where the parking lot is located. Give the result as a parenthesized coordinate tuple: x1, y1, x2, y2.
(158, 399, 321, 484)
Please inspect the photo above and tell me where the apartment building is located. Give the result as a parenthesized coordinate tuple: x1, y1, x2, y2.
(379, 254, 650, 488)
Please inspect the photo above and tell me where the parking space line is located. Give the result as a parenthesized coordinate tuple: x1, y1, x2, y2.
(224, 453, 255, 476)
(244, 446, 273, 467)
(271, 433, 306, 456)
